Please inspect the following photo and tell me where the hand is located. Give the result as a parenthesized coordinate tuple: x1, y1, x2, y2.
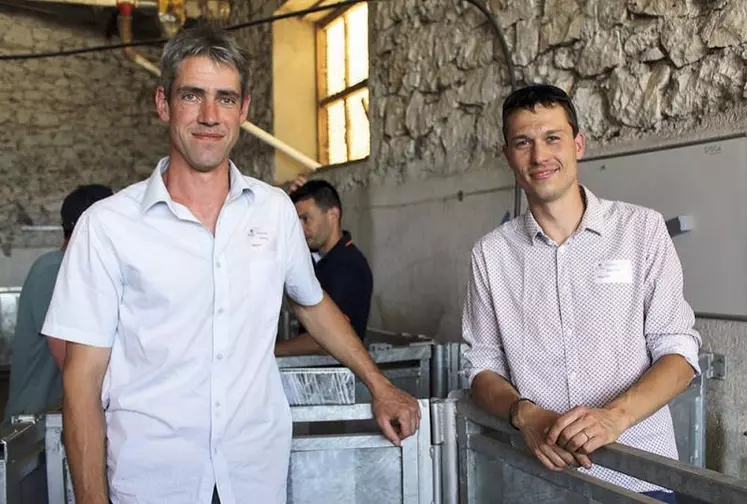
(288, 175, 308, 193)
(371, 382, 421, 447)
(515, 401, 592, 471)
(546, 406, 631, 455)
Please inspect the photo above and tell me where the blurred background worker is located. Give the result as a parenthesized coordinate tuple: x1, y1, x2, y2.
(3, 184, 113, 423)
(276, 178, 373, 356)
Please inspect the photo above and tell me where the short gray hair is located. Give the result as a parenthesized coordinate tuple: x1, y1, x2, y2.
(159, 25, 250, 100)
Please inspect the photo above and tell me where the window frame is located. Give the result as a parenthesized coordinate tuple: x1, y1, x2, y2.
(315, 3, 370, 166)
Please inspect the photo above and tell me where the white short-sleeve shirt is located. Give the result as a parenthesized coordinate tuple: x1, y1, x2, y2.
(42, 158, 323, 504)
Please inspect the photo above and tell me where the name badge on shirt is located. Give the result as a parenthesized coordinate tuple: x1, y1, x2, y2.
(593, 259, 632, 284)
(247, 227, 272, 249)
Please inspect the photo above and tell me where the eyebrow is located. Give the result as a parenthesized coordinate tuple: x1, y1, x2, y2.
(510, 129, 565, 142)
(175, 86, 241, 101)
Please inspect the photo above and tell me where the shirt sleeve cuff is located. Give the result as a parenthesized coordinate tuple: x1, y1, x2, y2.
(465, 366, 510, 387)
(649, 334, 701, 375)
(41, 323, 113, 348)
(287, 284, 324, 308)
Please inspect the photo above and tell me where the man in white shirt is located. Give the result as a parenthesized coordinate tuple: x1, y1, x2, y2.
(42, 26, 419, 504)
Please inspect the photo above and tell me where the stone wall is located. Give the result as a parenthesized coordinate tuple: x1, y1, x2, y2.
(0, 4, 282, 255)
(0, 11, 165, 254)
(321, 0, 747, 191)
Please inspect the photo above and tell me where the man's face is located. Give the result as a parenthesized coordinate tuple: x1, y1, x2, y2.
(503, 104, 585, 205)
(155, 55, 250, 173)
(295, 198, 335, 251)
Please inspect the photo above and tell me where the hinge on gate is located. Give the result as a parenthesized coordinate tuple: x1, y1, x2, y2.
(702, 352, 727, 380)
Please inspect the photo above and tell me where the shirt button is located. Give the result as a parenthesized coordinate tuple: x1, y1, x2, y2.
(216, 262, 222, 269)
(216, 353, 223, 360)
(217, 308, 224, 315)
(569, 372, 577, 381)
(216, 401, 221, 407)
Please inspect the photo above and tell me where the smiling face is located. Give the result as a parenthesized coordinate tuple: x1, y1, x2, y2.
(155, 55, 250, 173)
(502, 104, 586, 206)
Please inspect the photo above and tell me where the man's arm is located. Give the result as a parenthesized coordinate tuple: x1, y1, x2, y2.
(275, 332, 325, 356)
(62, 342, 111, 504)
(472, 370, 592, 471)
(463, 246, 590, 471)
(548, 213, 700, 454)
(547, 355, 693, 454)
(292, 294, 420, 446)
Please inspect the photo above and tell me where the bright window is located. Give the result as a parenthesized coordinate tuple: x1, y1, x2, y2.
(317, 3, 370, 165)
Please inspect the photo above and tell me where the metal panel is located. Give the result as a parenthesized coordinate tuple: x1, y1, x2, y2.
(45, 413, 66, 504)
(454, 391, 747, 504)
(287, 399, 432, 504)
(0, 416, 48, 504)
(0, 288, 21, 369)
(281, 367, 355, 406)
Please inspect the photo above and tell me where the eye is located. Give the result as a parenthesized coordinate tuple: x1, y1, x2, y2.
(547, 135, 560, 143)
(219, 96, 238, 106)
(514, 140, 530, 149)
(181, 92, 199, 102)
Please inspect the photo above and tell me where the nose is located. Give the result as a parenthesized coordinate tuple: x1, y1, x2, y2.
(530, 141, 551, 165)
(198, 99, 219, 127)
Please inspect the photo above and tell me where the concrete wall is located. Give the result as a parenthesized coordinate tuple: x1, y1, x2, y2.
(2, 0, 747, 478)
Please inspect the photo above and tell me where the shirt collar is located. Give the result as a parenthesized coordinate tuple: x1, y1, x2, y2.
(318, 231, 353, 263)
(522, 185, 605, 244)
(141, 157, 254, 213)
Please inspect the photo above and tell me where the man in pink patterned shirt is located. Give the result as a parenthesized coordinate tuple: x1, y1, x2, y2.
(462, 84, 701, 503)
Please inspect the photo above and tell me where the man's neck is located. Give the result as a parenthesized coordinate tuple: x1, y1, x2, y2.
(164, 153, 231, 234)
(320, 229, 344, 256)
(528, 184, 585, 246)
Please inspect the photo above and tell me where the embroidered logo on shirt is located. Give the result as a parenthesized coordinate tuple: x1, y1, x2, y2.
(247, 228, 271, 249)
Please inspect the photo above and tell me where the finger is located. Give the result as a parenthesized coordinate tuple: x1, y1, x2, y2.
(539, 444, 569, 470)
(398, 412, 414, 439)
(546, 407, 587, 443)
(573, 452, 592, 470)
(549, 445, 579, 468)
(564, 431, 593, 452)
(580, 436, 608, 456)
(557, 417, 597, 448)
(377, 415, 402, 447)
(533, 448, 562, 472)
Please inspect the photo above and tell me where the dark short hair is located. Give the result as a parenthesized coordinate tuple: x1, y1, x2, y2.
(61, 184, 114, 238)
(290, 180, 342, 220)
(502, 84, 580, 142)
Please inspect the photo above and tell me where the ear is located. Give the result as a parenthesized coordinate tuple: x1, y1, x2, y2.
(155, 86, 170, 123)
(239, 94, 251, 123)
(328, 206, 341, 226)
(574, 132, 586, 161)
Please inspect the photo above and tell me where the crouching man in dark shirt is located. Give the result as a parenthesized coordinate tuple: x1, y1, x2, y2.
(275, 179, 374, 356)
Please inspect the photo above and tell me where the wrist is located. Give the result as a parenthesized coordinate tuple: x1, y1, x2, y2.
(605, 404, 636, 431)
(509, 398, 536, 430)
(364, 372, 392, 398)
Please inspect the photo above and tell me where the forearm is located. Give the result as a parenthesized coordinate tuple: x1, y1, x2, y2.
(471, 370, 521, 421)
(292, 295, 389, 393)
(605, 354, 695, 430)
(62, 382, 108, 504)
(275, 332, 326, 356)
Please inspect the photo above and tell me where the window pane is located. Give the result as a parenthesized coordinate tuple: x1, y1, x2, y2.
(325, 18, 346, 97)
(346, 88, 370, 161)
(345, 4, 368, 86)
(327, 100, 348, 164)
